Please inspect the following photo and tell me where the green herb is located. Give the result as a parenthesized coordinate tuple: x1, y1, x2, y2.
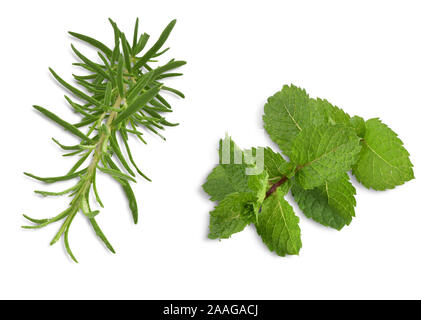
(203, 84, 414, 257)
(24, 18, 185, 262)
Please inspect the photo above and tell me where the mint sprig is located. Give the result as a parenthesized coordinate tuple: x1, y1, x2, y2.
(203, 84, 414, 257)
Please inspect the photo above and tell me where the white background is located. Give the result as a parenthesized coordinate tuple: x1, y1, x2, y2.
(0, 0, 420, 299)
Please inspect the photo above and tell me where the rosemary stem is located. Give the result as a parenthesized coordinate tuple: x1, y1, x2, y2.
(75, 96, 123, 203)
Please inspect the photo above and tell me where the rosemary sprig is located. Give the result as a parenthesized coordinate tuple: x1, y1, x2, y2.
(24, 18, 185, 262)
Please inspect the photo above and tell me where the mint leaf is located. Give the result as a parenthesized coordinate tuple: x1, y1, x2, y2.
(204, 136, 269, 202)
(314, 99, 367, 138)
(312, 98, 351, 127)
(263, 147, 293, 180)
(208, 193, 256, 239)
(263, 85, 324, 156)
(352, 118, 414, 190)
(203, 165, 245, 202)
(253, 171, 269, 203)
(202, 164, 269, 202)
(256, 189, 302, 256)
(350, 115, 366, 138)
(205, 84, 414, 258)
(290, 124, 361, 189)
(263, 147, 294, 196)
(291, 173, 356, 230)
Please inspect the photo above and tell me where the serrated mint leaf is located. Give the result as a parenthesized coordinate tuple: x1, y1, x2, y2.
(202, 164, 268, 202)
(203, 165, 244, 202)
(263, 147, 293, 181)
(203, 136, 269, 203)
(250, 147, 294, 197)
(291, 124, 361, 189)
(311, 98, 351, 126)
(256, 189, 301, 256)
(208, 193, 256, 239)
(251, 170, 269, 203)
(352, 118, 414, 190)
(204, 84, 414, 258)
(291, 173, 356, 230)
(263, 85, 324, 157)
(350, 115, 366, 138)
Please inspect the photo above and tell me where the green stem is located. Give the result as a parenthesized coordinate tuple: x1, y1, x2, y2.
(69, 60, 135, 220)
(73, 96, 123, 206)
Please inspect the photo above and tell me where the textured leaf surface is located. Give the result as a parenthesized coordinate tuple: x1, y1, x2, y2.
(204, 136, 269, 202)
(263, 147, 292, 180)
(202, 164, 268, 203)
(350, 115, 366, 138)
(352, 118, 414, 190)
(263, 85, 324, 156)
(291, 124, 361, 189)
(208, 193, 255, 239)
(261, 147, 293, 196)
(291, 173, 356, 230)
(256, 189, 301, 256)
(251, 170, 269, 203)
(311, 98, 351, 127)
